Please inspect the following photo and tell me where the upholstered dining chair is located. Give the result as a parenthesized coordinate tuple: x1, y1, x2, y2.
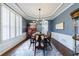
(47, 32, 52, 48)
(41, 34, 48, 56)
(47, 32, 51, 41)
(29, 33, 36, 49)
(34, 34, 39, 56)
(34, 34, 48, 56)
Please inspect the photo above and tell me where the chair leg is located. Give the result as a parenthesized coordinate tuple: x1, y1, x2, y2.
(44, 42, 47, 50)
(29, 39, 32, 49)
(33, 42, 35, 50)
(34, 48, 36, 56)
(48, 42, 52, 49)
(34, 42, 36, 56)
(43, 49, 45, 56)
(29, 43, 31, 49)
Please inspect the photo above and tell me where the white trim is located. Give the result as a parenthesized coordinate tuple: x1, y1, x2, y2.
(51, 32, 75, 51)
(2, 3, 75, 20)
(50, 3, 64, 17)
(4, 3, 74, 20)
(2, 3, 25, 19)
(1, 4, 17, 15)
(15, 3, 36, 19)
(52, 3, 74, 20)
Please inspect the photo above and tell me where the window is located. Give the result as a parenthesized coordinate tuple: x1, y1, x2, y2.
(10, 12, 16, 38)
(1, 5, 23, 41)
(1, 6, 10, 40)
(16, 15, 20, 36)
(6, 7, 10, 39)
(19, 16, 22, 35)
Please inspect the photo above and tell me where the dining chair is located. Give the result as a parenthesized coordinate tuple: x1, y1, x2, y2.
(34, 34, 48, 56)
(29, 33, 35, 49)
(41, 34, 48, 56)
(34, 34, 39, 56)
(47, 32, 52, 49)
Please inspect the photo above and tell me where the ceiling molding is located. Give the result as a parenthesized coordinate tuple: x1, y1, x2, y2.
(3, 3, 33, 20)
(45, 3, 64, 18)
(50, 3, 75, 20)
(15, 3, 36, 19)
(14, 3, 63, 20)
(32, 3, 64, 19)
(3, 3, 75, 20)
(3, 3, 27, 19)
(34, 3, 74, 20)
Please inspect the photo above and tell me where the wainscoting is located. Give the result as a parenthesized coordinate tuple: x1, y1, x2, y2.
(51, 38, 74, 56)
(51, 32, 75, 56)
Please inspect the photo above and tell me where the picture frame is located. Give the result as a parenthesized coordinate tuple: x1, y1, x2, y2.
(56, 22, 64, 30)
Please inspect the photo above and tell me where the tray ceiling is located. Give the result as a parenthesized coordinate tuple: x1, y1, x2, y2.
(5, 3, 74, 20)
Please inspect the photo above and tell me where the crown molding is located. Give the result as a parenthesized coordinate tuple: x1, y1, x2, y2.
(2, 3, 75, 20)
(50, 3, 74, 20)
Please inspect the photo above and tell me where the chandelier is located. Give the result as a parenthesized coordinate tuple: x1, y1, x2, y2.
(36, 8, 42, 24)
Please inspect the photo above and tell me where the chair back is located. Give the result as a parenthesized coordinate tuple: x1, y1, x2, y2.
(47, 32, 51, 38)
(35, 34, 39, 40)
(41, 34, 45, 40)
(31, 33, 35, 39)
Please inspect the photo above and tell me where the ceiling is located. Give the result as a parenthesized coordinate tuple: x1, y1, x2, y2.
(5, 3, 74, 20)
(17, 3, 61, 19)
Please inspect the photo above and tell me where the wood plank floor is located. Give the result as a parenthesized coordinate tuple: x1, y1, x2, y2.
(2, 39, 62, 56)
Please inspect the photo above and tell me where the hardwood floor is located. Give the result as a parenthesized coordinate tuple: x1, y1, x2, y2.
(2, 39, 62, 56)
(2, 40, 27, 56)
